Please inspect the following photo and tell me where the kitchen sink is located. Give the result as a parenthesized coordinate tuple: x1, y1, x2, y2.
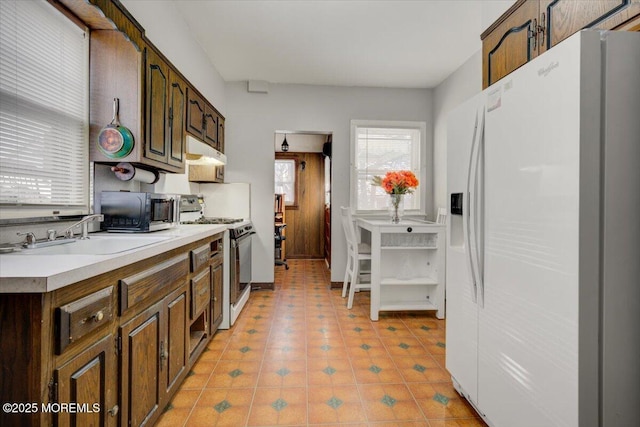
(16, 234, 172, 256)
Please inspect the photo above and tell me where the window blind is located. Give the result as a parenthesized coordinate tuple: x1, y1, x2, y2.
(0, 0, 89, 217)
(351, 123, 423, 213)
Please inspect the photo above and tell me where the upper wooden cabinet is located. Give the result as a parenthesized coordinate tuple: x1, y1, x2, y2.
(482, 0, 640, 88)
(187, 87, 225, 153)
(77, 0, 224, 172)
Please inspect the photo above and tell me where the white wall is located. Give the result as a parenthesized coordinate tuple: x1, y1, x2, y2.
(224, 82, 432, 283)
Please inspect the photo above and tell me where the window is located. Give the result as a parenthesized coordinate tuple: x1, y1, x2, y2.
(275, 159, 297, 207)
(350, 120, 425, 214)
(0, 0, 89, 219)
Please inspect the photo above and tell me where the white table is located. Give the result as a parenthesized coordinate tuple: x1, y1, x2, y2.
(356, 218, 445, 321)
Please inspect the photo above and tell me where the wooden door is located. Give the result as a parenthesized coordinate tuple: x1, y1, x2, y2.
(168, 71, 186, 169)
(164, 289, 187, 397)
(186, 88, 204, 139)
(540, 0, 640, 52)
(55, 335, 117, 427)
(211, 261, 223, 330)
(482, 0, 540, 88)
(278, 153, 325, 259)
(204, 104, 218, 149)
(145, 48, 169, 164)
(120, 301, 163, 427)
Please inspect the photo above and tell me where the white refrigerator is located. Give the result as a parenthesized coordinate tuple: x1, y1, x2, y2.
(446, 30, 640, 427)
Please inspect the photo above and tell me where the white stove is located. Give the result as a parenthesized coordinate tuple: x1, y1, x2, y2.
(180, 195, 254, 329)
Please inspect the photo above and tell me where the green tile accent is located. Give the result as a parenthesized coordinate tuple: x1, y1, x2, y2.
(285, 315, 294, 320)
(360, 343, 372, 350)
(348, 314, 357, 319)
(320, 344, 331, 351)
(258, 304, 266, 308)
(271, 398, 288, 412)
(353, 327, 363, 332)
(214, 400, 232, 413)
(399, 342, 410, 349)
(186, 370, 195, 377)
(387, 326, 397, 332)
(421, 325, 431, 331)
(322, 366, 337, 375)
(228, 368, 243, 378)
(316, 303, 323, 308)
(284, 327, 293, 334)
(319, 328, 328, 334)
(381, 395, 397, 407)
(276, 367, 291, 377)
(326, 396, 344, 409)
(433, 393, 450, 405)
(436, 342, 446, 348)
(369, 365, 382, 374)
(253, 315, 263, 320)
(317, 314, 325, 319)
(239, 346, 251, 353)
(163, 403, 173, 413)
(247, 329, 258, 334)
(315, 294, 321, 298)
(287, 303, 295, 308)
(281, 346, 293, 353)
(413, 364, 427, 373)
(289, 295, 295, 298)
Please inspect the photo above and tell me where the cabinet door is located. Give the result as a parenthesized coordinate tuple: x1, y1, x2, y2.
(211, 261, 223, 331)
(145, 48, 169, 164)
(164, 289, 187, 397)
(168, 71, 186, 169)
(186, 88, 205, 139)
(217, 116, 225, 153)
(120, 301, 163, 427)
(203, 104, 218, 149)
(541, 0, 640, 52)
(482, 0, 540, 88)
(55, 335, 117, 427)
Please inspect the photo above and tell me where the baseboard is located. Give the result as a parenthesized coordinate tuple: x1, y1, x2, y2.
(251, 282, 274, 290)
(330, 281, 343, 289)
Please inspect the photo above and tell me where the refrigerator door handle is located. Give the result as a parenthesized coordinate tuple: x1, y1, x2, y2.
(473, 109, 486, 308)
(465, 110, 479, 304)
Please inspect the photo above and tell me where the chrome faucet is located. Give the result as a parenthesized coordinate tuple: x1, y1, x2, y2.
(63, 214, 104, 240)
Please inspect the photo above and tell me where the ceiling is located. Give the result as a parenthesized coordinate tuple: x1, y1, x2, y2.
(173, 0, 515, 89)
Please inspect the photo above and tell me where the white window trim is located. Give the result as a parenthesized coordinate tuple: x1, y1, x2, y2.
(349, 119, 427, 216)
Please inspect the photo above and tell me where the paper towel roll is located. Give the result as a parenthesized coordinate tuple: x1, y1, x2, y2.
(111, 162, 159, 184)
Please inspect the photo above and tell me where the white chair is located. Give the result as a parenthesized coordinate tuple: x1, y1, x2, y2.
(340, 207, 371, 309)
(436, 207, 447, 225)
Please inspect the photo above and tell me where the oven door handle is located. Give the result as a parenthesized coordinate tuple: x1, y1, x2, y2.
(234, 232, 255, 245)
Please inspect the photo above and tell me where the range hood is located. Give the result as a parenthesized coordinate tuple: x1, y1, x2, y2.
(186, 135, 226, 165)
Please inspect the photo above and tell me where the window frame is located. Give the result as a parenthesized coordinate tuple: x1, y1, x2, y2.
(349, 120, 427, 216)
(274, 154, 300, 209)
(0, 0, 90, 221)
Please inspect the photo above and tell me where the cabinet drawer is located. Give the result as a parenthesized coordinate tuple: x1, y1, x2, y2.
(191, 268, 210, 318)
(191, 243, 211, 273)
(120, 254, 188, 314)
(55, 286, 114, 354)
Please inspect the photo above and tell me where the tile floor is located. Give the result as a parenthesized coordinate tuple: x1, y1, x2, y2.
(156, 259, 486, 426)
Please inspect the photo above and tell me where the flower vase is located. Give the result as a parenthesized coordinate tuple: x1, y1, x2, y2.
(388, 194, 404, 223)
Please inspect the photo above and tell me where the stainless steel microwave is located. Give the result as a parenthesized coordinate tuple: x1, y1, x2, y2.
(100, 192, 179, 232)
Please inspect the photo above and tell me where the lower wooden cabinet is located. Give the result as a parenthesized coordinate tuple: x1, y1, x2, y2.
(54, 335, 118, 427)
(0, 232, 224, 427)
(120, 286, 187, 427)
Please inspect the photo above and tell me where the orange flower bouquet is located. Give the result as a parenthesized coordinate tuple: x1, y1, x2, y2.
(372, 171, 419, 223)
(371, 170, 419, 194)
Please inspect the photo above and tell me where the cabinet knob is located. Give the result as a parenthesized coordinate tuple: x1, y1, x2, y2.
(93, 311, 104, 322)
(213, 297, 217, 302)
(407, 227, 413, 233)
(108, 405, 119, 417)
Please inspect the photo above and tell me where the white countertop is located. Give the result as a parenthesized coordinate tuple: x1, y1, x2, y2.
(0, 224, 227, 294)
